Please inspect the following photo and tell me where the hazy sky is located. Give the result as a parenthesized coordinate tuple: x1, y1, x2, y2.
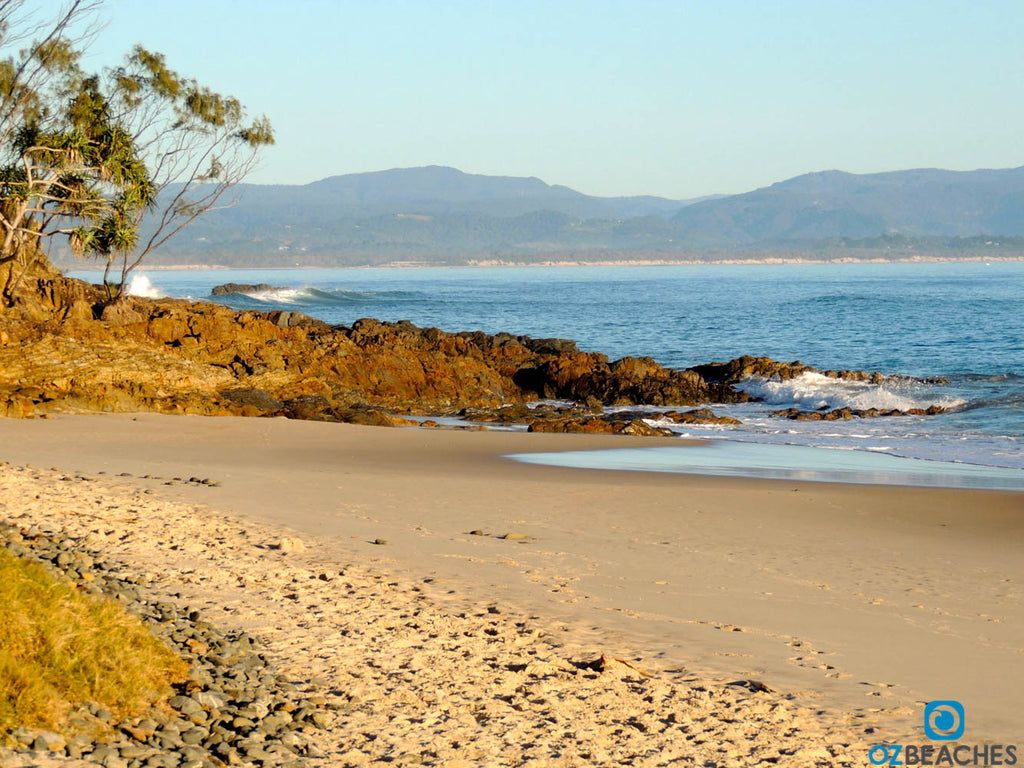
(34, 0, 1024, 198)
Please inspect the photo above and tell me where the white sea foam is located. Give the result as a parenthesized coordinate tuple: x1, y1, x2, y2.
(125, 274, 162, 298)
(736, 372, 964, 412)
(244, 287, 311, 303)
(237, 286, 377, 304)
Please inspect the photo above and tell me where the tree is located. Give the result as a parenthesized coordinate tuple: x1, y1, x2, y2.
(0, 0, 99, 301)
(0, 0, 273, 305)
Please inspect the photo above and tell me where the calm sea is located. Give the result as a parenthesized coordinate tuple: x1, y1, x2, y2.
(76, 262, 1024, 487)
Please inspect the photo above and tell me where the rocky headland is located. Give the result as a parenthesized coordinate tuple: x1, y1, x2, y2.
(0, 259, 942, 429)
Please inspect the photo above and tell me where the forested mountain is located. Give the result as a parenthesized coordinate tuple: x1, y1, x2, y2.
(671, 166, 1024, 246)
(84, 164, 1024, 267)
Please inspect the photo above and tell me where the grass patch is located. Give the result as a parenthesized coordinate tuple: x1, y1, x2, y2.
(0, 548, 188, 733)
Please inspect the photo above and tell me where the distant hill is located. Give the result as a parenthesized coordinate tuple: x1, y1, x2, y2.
(64, 164, 1024, 267)
(194, 165, 699, 221)
(671, 166, 1024, 246)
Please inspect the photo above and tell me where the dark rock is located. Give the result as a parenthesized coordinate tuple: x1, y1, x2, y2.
(528, 417, 616, 434)
(221, 389, 283, 412)
(266, 310, 323, 329)
(690, 356, 818, 385)
(620, 418, 671, 437)
(335, 407, 397, 427)
(771, 405, 946, 420)
(280, 395, 332, 420)
(666, 408, 742, 425)
(527, 415, 674, 436)
(522, 337, 579, 355)
(607, 408, 741, 426)
(211, 283, 277, 296)
(458, 404, 536, 423)
(690, 354, 942, 391)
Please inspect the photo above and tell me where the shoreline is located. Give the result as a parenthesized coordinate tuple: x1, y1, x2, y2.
(60, 255, 1024, 271)
(510, 440, 1024, 492)
(2, 413, 1022, 747)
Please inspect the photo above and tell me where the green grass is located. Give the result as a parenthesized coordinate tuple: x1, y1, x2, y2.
(0, 548, 188, 733)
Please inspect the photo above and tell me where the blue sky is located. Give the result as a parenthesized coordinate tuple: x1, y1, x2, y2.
(36, 0, 1024, 198)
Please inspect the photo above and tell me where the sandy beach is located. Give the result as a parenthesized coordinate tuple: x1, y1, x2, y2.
(2, 413, 1022, 764)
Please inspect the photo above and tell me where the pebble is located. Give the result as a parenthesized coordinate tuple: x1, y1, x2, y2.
(0, 521, 330, 767)
(31, 731, 66, 751)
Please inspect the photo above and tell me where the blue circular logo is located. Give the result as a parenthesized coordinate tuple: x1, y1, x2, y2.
(924, 701, 965, 741)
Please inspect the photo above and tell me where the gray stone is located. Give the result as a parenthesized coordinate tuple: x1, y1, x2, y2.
(32, 730, 67, 751)
(65, 743, 85, 759)
(278, 732, 306, 750)
(186, 709, 209, 725)
(236, 736, 267, 752)
(180, 728, 207, 745)
(90, 745, 118, 762)
(304, 742, 325, 758)
(9, 727, 36, 747)
(156, 735, 183, 750)
(169, 695, 203, 716)
(116, 745, 149, 759)
(260, 712, 292, 733)
(213, 743, 241, 765)
(307, 711, 331, 729)
(193, 690, 227, 710)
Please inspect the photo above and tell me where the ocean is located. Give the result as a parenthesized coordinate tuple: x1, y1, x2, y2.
(79, 261, 1024, 489)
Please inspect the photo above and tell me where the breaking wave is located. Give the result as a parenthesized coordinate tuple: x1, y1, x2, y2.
(213, 286, 415, 306)
(125, 274, 163, 298)
(735, 372, 966, 412)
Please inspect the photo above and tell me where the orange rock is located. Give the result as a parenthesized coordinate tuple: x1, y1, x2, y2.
(0, 255, 763, 424)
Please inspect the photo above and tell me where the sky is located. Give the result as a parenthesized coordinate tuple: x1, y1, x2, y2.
(26, 0, 1024, 199)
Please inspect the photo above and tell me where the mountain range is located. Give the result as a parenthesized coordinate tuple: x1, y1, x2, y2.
(115, 164, 1024, 267)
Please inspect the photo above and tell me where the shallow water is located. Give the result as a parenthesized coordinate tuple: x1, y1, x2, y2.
(510, 441, 1024, 491)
